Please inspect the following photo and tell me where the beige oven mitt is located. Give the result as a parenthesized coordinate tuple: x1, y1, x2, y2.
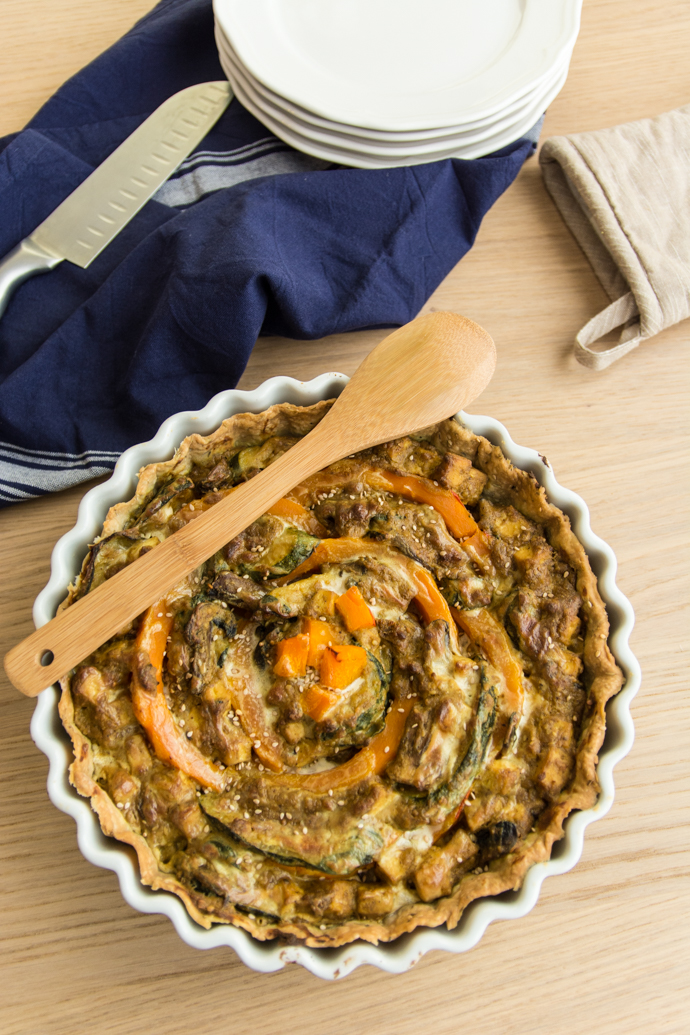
(539, 104, 690, 369)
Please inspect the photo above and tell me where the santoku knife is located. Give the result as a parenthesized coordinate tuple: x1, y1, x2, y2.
(0, 81, 232, 320)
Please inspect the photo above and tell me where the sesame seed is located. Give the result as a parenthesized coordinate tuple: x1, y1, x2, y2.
(433, 481, 438, 486)
(302, 827, 308, 835)
(384, 746, 390, 753)
(328, 790, 333, 797)
(116, 802, 124, 809)
(157, 612, 163, 617)
(166, 612, 173, 617)
(244, 812, 249, 819)
(234, 794, 240, 801)
(179, 719, 185, 727)
(186, 731, 193, 739)
(320, 924, 326, 930)
(398, 707, 405, 713)
(204, 825, 210, 833)
(357, 822, 364, 829)
(272, 742, 279, 748)
(286, 813, 292, 819)
(255, 809, 262, 815)
(337, 800, 345, 806)
(280, 812, 285, 819)
(258, 764, 265, 772)
(248, 914, 255, 920)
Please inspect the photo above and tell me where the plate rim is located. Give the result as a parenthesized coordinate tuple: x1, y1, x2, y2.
(213, 0, 582, 130)
(216, 24, 568, 156)
(214, 20, 565, 142)
(218, 46, 568, 167)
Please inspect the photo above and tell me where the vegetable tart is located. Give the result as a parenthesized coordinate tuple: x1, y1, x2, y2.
(59, 400, 622, 946)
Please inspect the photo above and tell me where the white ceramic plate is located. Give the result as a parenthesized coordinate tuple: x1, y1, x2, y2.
(219, 41, 569, 167)
(30, 373, 639, 980)
(215, 19, 567, 143)
(213, 0, 582, 130)
(216, 25, 569, 157)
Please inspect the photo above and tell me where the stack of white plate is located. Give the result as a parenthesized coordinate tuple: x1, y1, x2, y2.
(213, 0, 582, 169)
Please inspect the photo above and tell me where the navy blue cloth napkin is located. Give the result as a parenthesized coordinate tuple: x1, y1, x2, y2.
(0, 0, 536, 507)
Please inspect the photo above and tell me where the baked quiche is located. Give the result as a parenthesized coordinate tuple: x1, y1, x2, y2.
(59, 400, 622, 946)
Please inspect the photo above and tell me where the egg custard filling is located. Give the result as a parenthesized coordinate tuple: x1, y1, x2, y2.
(59, 400, 622, 946)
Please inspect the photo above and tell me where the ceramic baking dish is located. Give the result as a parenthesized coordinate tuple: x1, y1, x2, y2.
(30, 373, 640, 979)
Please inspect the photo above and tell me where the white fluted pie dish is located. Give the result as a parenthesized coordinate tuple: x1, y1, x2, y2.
(30, 373, 639, 979)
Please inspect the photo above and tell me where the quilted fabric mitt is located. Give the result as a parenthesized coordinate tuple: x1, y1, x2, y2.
(540, 104, 690, 369)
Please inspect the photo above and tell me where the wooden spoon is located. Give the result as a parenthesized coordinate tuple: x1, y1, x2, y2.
(4, 311, 495, 697)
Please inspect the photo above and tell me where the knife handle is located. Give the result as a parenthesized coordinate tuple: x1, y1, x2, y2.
(0, 238, 62, 320)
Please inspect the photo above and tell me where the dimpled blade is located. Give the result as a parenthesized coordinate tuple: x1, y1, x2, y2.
(31, 81, 232, 268)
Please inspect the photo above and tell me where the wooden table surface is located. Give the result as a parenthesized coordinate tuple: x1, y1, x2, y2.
(1, 2, 688, 1032)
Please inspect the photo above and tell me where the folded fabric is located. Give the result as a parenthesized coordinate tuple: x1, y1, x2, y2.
(0, 0, 536, 507)
(540, 104, 690, 370)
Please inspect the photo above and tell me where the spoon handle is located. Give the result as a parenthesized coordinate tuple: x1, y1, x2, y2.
(3, 429, 336, 698)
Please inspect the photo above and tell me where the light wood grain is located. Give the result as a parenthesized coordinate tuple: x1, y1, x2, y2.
(0, 1, 689, 1033)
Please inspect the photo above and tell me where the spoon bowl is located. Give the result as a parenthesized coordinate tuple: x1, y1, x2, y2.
(4, 310, 495, 697)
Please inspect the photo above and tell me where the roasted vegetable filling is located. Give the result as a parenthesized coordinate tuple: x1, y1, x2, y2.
(60, 405, 620, 944)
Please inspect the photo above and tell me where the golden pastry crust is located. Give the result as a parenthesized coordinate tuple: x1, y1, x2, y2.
(59, 400, 622, 947)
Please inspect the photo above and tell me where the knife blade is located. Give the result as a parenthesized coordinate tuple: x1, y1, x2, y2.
(0, 81, 233, 319)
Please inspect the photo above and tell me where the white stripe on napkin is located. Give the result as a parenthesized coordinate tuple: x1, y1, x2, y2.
(154, 146, 331, 207)
(0, 441, 120, 466)
(0, 442, 120, 501)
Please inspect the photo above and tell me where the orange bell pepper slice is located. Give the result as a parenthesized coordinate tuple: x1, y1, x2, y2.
(367, 470, 478, 539)
(460, 529, 494, 574)
(176, 490, 326, 538)
(130, 602, 226, 791)
(301, 684, 341, 722)
(290, 466, 478, 540)
(282, 537, 455, 633)
(451, 605, 523, 714)
(410, 565, 455, 626)
(302, 617, 334, 668)
(335, 585, 376, 632)
(273, 633, 310, 678)
(320, 644, 368, 690)
(268, 696, 415, 793)
(266, 497, 329, 537)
